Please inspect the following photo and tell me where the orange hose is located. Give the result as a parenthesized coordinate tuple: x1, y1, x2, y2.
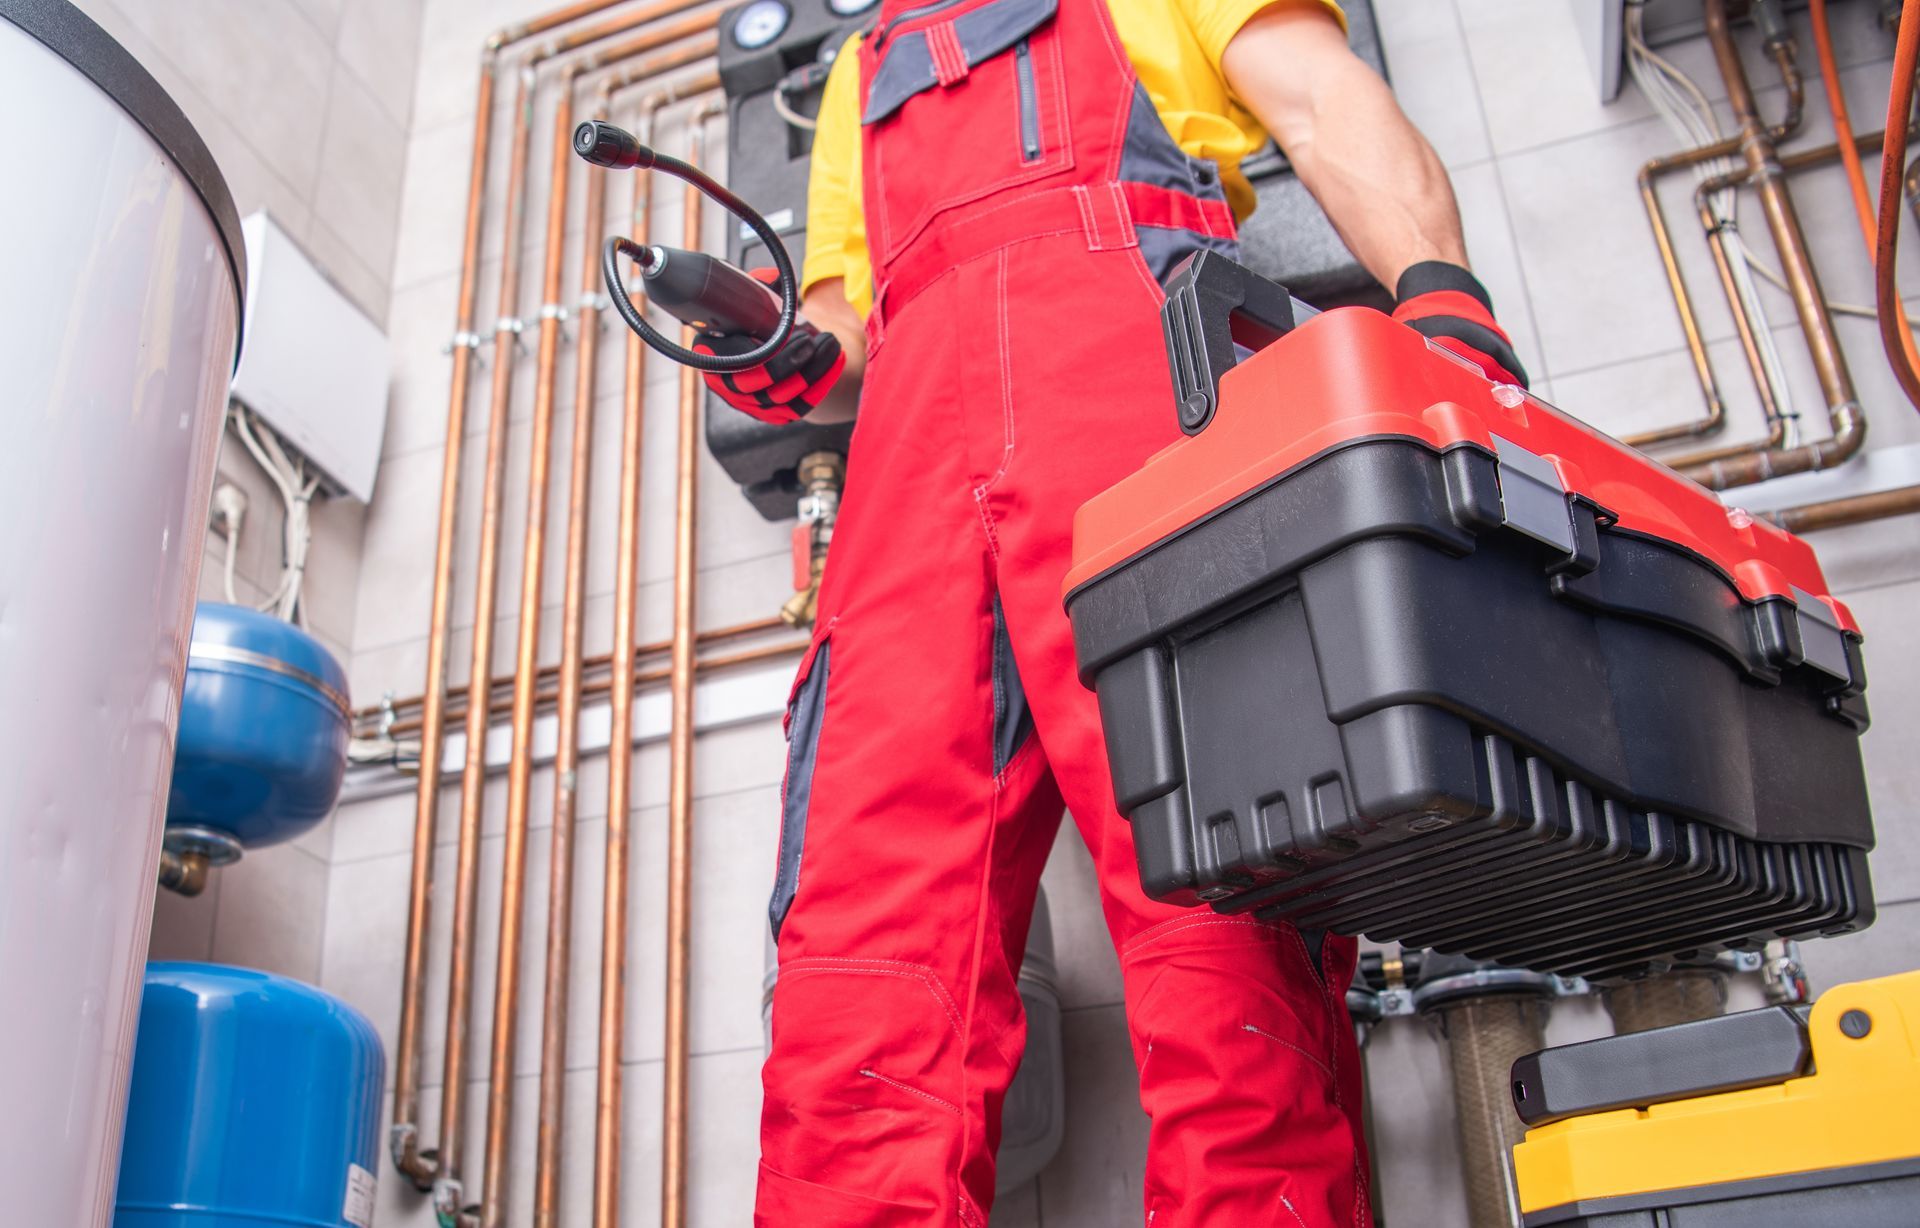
(1872, 0, 1920, 411)
(1825, 0, 1920, 409)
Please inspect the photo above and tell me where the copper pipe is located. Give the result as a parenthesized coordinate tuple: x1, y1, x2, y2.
(1624, 38, 1804, 451)
(1690, 169, 1788, 459)
(390, 52, 496, 1197)
(532, 75, 611, 1228)
(434, 64, 535, 1223)
(432, 29, 731, 1224)
(597, 94, 661, 1228)
(1766, 482, 1920, 532)
(1676, 0, 1865, 490)
(361, 616, 787, 736)
(662, 105, 721, 1228)
(392, 0, 645, 1185)
(473, 60, 582, 1228)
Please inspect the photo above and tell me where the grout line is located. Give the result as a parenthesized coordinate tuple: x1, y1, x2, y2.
(1449, 0, 1552, 389)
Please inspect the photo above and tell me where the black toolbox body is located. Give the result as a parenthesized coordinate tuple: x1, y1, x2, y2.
(1063, 256, 1875, 979)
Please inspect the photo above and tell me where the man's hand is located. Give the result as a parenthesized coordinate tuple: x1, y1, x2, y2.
(697, 269, 846, 425)
(1394, 261, 1530, 387)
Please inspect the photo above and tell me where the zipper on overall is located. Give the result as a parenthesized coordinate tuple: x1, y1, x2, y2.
(1014, 39, 1040, 161)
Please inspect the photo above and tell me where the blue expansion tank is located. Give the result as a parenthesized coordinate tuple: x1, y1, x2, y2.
(168, 602, 350, 850)
(115, 963, 385, 1228)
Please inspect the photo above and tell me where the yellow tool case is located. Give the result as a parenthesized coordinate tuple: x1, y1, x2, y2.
(1511, 970, 1920, 1225)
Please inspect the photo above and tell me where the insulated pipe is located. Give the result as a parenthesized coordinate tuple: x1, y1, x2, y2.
(1875, 0, 1920, 410)
(393, 3, 644, 1190)
(1601, 970, 1728, 1035)
(1435, 997, 1548, 1228)
(1810, 0, 1920, 411)
(473, 58, 583, 1228)
(1679, 0, 1866, 490)
(663, 103, 723, 1228)
(1625, 40, 1805, 450)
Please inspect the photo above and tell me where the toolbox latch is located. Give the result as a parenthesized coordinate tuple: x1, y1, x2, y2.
(1160, 253, 1296, 435)
(1491, 436, 1576, 555)
(1788, 585, 1852, 683)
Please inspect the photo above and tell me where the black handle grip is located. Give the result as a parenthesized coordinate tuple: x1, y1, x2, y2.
(1160, 252, 1296, 434)
(641, 247, 784, 341)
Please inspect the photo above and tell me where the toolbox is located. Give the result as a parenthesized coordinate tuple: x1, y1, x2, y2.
(1063, 254, 1876, 979)
(1510, 971, 1920, 1225)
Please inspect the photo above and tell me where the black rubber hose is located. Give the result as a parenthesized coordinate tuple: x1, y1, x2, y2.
(600, 149, 797, 373)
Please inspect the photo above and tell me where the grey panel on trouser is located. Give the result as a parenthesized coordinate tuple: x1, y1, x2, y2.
(991, 597, 1035, 775)
(1138, 227, 1241, 287)
(1116, 81, 1226, 198)
(770, 640, 831, 938)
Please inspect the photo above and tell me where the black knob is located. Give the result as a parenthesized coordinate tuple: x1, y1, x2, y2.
(573, 120, 653, 170)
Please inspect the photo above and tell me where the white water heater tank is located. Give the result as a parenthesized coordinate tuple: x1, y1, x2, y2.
(0, 3, 245, 1224)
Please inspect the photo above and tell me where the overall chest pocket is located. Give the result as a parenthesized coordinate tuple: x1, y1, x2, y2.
(863, 0, 1074, 263)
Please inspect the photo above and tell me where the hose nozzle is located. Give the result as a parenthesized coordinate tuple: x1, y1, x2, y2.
(573, 119, 654, 169)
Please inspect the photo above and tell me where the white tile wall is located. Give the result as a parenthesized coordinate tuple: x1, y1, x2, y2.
(113, 0, 1920, 1224)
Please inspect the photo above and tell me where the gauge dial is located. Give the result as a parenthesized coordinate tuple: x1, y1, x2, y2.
(733, 0, 791, 48)
(828, 0, 879, 15)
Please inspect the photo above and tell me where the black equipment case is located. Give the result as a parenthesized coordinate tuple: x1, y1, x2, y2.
(1062, 255, 1877, 980)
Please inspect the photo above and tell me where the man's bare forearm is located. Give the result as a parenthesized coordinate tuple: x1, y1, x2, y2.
(1223, 3, 1467, 292)
(800, 278, 867, 423)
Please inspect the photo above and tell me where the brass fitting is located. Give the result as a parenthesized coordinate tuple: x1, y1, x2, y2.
(780, 451, 846, 629)
(157, 849, 212, 897)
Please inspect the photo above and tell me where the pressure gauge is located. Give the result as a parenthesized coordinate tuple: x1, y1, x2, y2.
(828, 0, 879, 15)
(733, 0, 791, 48)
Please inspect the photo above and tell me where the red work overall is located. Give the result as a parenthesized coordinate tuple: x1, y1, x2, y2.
(756, 0, 1369, 1221)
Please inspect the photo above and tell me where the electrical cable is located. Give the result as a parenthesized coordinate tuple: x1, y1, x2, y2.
(1627, 2, 1803, 444)
(1879, 0, 1920, 410)
(575, 119, 798, 371)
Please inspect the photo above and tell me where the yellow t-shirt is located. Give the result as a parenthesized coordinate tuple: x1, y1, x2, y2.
(802, 0, 1345, 316)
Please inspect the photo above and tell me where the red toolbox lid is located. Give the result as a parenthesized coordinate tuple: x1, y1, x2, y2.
(1065, 305, 1857, 634)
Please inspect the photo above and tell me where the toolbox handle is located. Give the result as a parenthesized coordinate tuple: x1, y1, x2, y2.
(1161, 252, 1296, 434)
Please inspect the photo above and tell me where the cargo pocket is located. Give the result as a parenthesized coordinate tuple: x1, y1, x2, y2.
(770, 634, 831, 939)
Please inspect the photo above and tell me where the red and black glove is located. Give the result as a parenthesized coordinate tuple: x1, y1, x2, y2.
(695, 269, 845, 425)
(1392, 261, 1529, 388)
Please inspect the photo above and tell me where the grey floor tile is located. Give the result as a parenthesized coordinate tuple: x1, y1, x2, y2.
(1036, 1005, 1146, 1227)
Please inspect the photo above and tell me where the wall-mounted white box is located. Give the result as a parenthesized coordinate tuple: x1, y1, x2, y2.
(232, 212, 388, 502)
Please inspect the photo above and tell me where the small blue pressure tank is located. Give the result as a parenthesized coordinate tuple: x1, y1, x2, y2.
(116, 963, 385, 1228)
(168, 602, 350, 849)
